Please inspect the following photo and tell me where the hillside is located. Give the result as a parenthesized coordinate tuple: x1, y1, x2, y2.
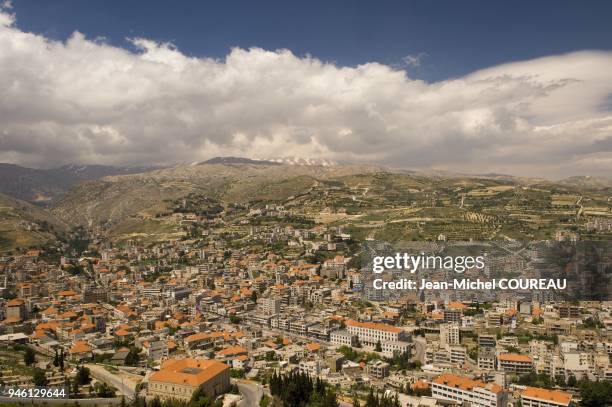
(49, 160, 612, 243)
(0, 193, 68, 252)
(0, 163, 162, 204)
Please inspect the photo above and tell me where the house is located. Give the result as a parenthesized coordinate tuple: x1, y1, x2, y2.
(148, 358, 230, 401)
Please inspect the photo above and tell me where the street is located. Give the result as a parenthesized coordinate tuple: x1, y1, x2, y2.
(235, 380, 263, 407)
(86, 364, 137, 398)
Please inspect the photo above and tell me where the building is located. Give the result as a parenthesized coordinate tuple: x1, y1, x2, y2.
(346, 320, 407, 346)
(440, 323, 460, 346)
(148, 358, 230, 401)
(478, 348, 497, 370)
(5, 299, 27, 322)
(431, 374, 507, 407)
(330, 330, 357, 347)
(498, 353, 533, 374)
(260, 298, 281, 315)
(478, 334, 496, 349)
(443, 309, 463, 324)
(520, 387, 572, 407)
(366, 360, 390, 379)
(558, 305, 580, 319)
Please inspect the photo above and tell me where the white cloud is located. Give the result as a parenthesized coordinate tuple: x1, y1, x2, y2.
(1, 1, 12, 10)
(0, 11, 611, 178)
(402, 52, 426, 67)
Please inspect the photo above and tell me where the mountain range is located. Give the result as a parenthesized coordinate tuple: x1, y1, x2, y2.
(0, 158, 610, 252)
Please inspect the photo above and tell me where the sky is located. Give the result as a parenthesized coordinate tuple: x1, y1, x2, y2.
(0, 0, 612, 178)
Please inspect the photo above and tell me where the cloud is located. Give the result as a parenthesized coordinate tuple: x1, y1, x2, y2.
(1, 1, 12, 10)
(0, 11, 611, 178)
(402, 52, 426, 67)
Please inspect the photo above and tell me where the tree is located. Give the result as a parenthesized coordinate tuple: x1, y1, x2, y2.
(567, 374, 577, 387)
(579, 380, 612, 407)
(94, 382, 116, 398)
(76, 365, 91, 385)
(375, 341, 382, 352)
(24, 347, 36, 366)
(32, 368, 48, 386)
(125, 347, 141, 367)
(59, 348, 65, 370)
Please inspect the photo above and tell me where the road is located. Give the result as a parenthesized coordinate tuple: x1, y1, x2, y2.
(236, 380, 263, 407)
(0, 396, 125, 405)
(413, 336, 426, 364)
(86, 364, 136, 398)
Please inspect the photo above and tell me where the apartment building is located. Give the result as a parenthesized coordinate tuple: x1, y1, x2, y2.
(498, 353, 533, 374)
(330, 330, 357, 347)
(431, 373, 507, 407)
(478, 348, 496, 370)
(440, 323, 460, 346)
(346, 320, 407, 346)
(520, 387, 572, 407)
(366, 360, 390, 379)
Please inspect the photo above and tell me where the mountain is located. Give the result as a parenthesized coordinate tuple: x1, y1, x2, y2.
(558, 176, 612, 189)
(266, 156, 338, 166)
(49, 161, 612, 245)
(0, 163, 162, 204)
(51, 162, 382, 228)
(200, 157, 280, 165)
(0, 193, 68, 252)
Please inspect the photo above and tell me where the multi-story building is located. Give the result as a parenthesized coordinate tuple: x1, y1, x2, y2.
(148, 358, 230, 402)
(443, 309, 463, 324)
(498, 353, 533, 374)
(346, 320, 408, 346)
(478, 348, 496, 370)
(260, 297, 281, 315)
(440, 323, 460, 346)
(520, 387, 571, 407)
(431, 374, 507, 407)
(558, 305, 580, 319)
(478, 334, 496, 349)
(330, 330, 357, 347)
(366, 360, 390, 379)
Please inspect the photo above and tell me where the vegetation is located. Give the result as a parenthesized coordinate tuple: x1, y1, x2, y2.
(363, 389, 400, 407)
(269, 371, 338, 407)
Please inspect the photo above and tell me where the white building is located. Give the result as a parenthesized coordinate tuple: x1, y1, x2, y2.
(431, 374, 507, 407)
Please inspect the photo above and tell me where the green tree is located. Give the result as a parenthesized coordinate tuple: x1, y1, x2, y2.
(125, 347, 141, 367)
(567, 374, 577, 388)
(375, 340, 382, 352)
(76, 365, 91, 385)
(579, 380, 612, 407)
(24, 347, 36, 366)
(94, 382, 116, 398)
(32, 368, 48, 386)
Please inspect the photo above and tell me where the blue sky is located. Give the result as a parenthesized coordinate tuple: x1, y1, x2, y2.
(1, 0, 612, 176)
(10, 0, 612, 82)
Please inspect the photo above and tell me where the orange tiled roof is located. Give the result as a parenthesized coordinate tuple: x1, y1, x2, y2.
(216, 346, 248, 357)
(499, 353, 532, 363)
(6, 298, 25, 306)
(521, 387, 571, 405)
(305, 343, 321, 352)
(448, 301, 467, 310)
(346, 319, 402, 334)
(434, 374, 502, 394)
(149, 358, 229, 387)
(69, 341, 92, 354)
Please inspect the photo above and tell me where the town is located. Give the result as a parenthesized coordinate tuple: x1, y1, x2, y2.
(1, 193, 611, 407)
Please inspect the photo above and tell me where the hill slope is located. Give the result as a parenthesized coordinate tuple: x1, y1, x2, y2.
(0, 193, 68, 252)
